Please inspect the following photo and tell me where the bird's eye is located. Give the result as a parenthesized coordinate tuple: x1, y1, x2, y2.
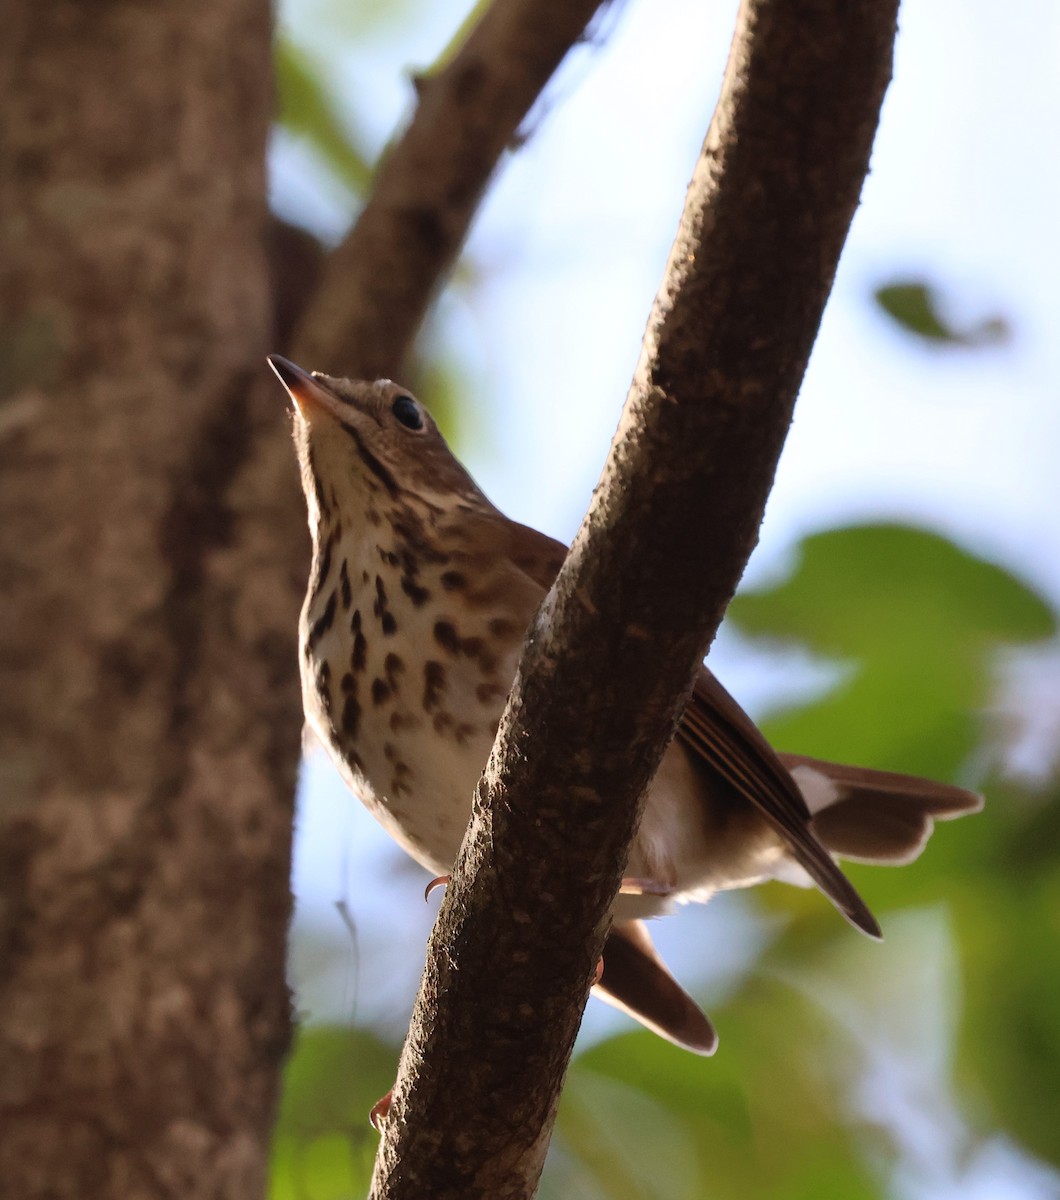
(391, 395, 423, 431)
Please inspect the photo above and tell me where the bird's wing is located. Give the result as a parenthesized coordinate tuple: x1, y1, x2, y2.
(595, 920, 717, 1054)
(677, 669, 881, 937)
(490, 520, 881, 935)
(497, 518, 569, 591)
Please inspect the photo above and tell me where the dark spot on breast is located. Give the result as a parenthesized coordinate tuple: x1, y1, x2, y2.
(390, 710, 421, 733)
(309, 592, 338, 645)
(434, 620, 460, 655)
(384, 653, 404, 688)
(455, 722, 477, 745)
(433, 712, 454, 734)
(440, 570, 466, 591)
(352, 631, 367, 672)
(488, 617, 517, 639)
(378, 547, 400, 567)
(341, 672, 355, 693)
(318, 538, 333, 587)
(315, 661, 332, 716)
(423, 661, 446, 712)
(372, 678, 391, 705)
(339, 560, 352, 610)
(433, 620, 497, 673)
(461, 636, 486, 661)
(351, 609, 361, 633)
(476, 681, 506, 705)
(342, 694, 361, 738)
(401, 576, 431, 606)
(374, 575, 398, 634)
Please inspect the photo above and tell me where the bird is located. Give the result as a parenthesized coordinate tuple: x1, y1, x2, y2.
(269, 353, 983, 1060)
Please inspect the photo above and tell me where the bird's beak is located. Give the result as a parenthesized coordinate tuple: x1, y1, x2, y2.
(267, 355, 345, 422)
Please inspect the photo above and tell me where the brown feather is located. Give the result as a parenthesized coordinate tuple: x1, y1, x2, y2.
(595, 920, 717, 1054)
(483, 518, 884, 938)
(781, 753, 984, 865)
(678, 673, 882, 937)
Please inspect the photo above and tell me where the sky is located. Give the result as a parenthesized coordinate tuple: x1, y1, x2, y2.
(270, 1, 1060, 1194)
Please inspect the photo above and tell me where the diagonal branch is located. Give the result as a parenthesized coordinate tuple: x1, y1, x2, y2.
(291, 0, 609, 379)
(369, 1, 900, 1197)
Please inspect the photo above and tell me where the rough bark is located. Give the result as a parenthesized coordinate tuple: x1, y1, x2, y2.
(369, 1, 900, 1197)
(291, 0, 609, 379)
(0, 2, 304, 1197)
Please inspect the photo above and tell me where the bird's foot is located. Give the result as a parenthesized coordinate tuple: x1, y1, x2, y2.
(369, 1088, 393, 1133)
(424, 874, 450, 901)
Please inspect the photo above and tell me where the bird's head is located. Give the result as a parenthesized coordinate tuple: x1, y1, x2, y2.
(268, 355, 485, 537)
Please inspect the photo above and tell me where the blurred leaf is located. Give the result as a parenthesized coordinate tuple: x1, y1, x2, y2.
(555, 990, 890, 1200)
(269, 1025, 397, 1200)
(726, 522, 1060, 1174)
(275, 37, 373, 196)
(950, 776, 1060, 1167)
(556, 1070, 702, 1200)
(728, 523, 1055, 778)
(571, 1031, 752, 1141)
(873, 281, 1011, 346)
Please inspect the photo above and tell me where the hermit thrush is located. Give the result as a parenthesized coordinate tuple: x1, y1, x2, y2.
(270, 355, 982, 1054)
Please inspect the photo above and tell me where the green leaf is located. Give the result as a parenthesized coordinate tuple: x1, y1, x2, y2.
(269, 1025, 397, 1200)
(949, 776, 1060, 1167)
(275, 37, 373, 196)
(556, 998, 889, 1200)
(873, 281, 1011, 346)
(556, 1068, 702, 1200)
(725, 523, 1060, 1170)
(727, 523, 1055, 777)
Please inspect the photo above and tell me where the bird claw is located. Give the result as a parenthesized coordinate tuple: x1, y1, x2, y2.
(424, 874, 451, 902)
(369, 1088, 392, 1133)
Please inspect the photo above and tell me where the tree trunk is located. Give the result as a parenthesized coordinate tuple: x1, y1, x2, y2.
(0, 1, 304, 1196)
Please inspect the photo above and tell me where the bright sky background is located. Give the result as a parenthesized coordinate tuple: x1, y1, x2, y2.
(271, 1, 1060, 1195)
